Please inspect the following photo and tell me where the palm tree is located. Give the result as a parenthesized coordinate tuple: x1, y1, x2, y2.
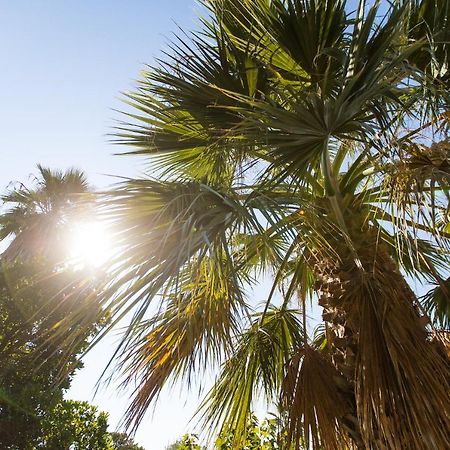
(0, 165, 105, 362)
(73, 1, 450, 448)
(0, 164, 90, 263)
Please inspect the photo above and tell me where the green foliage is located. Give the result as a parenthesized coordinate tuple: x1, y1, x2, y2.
(215, 415, 290, 450)
(166, 434, 203, 450)
(169, 415, 294, 450)
(110, 431, 146, 450)
(40, 400, 113, 450)
(0, 262, 105, 449)
(0, 266, 70, 445)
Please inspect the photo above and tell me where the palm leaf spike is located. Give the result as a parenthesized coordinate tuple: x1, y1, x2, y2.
(321, 137, 363, 270)
(345, 0, 366, 83)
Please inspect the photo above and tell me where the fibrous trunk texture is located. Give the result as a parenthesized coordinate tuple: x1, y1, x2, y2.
(314, 229, 450, 449)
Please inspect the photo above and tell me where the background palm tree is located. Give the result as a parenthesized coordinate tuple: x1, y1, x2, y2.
(0, 165, 104, 359)
(0, 164, 90, 263)
(55, 1, 450, 449)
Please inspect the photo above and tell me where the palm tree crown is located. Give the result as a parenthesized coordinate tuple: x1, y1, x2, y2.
(0, 165, 90, 263)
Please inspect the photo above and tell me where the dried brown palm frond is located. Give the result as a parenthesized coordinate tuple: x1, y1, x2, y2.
(389, 140, 450, 191)
(338, 243, 450, 449)
(381, 140, 450, 235)
(281, 345, 357, 450)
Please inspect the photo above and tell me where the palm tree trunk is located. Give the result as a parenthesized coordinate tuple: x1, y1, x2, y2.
(314, 252, 364, 448)
(313, 228, 450, 449)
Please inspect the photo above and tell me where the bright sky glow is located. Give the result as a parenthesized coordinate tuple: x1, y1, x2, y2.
(68, 221, 111, 268)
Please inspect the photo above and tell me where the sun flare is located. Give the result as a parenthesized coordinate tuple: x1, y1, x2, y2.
(68, 221, 111, 267)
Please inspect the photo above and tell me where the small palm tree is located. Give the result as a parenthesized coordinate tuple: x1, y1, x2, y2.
(73, 1, 450, 448)
(0, 165, 104, 362)
(0, 165, 90, 263)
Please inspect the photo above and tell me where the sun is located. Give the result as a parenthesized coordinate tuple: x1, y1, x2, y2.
(68, 221, 111, 267)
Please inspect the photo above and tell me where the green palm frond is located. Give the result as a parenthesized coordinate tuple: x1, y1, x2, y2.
(422, 277, 450, 329)
(208, 0, 347, 88)
(118, 253, 248, 430)
(380, 229, 449, 281)
(96, 179, 246, 325)
(406, 0, 450, 116)
(198, 307, 303, 445)
(114, 22, 272, 184)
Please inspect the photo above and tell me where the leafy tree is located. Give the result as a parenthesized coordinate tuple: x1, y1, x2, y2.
(166, 434, 203, 450)
(0, 262, 103, 449)
(169, 415, 293, 450)
(110, 431, 146, 450)
(215, 414, 292, 450)
(40, 400, 113, 450)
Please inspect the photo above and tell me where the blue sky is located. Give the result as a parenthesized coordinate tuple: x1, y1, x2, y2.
(0, 1, 203, 448)
(0, 0, 198, 185)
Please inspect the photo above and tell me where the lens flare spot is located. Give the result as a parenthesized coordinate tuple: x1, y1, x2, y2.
(68, 222, 110, 267)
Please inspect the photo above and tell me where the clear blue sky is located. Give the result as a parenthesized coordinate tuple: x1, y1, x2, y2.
(0, 1, 204, 448)
(0, 0, 198, 185)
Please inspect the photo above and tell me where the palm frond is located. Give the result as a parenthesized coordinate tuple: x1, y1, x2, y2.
(198, 307, 303, 445)
(422, 276, 450, 329)
(118, 253, 248, 431)
(95, 179, 246, 329)
(281, 346, 355, 450)
(0, 165, 90, 262)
